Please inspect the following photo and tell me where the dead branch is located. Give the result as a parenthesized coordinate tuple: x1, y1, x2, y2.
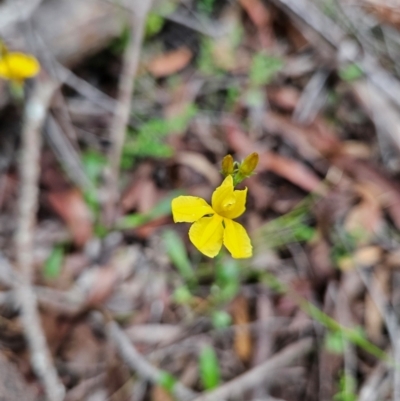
(107, 320, 197, 401)
(104, 0, 152, 225)
(191, 337, 314, 401)
(14, 79, 65, 401)
(0, 0, 43, 34)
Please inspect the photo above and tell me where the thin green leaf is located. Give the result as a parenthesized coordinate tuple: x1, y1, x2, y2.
(199, 346, 220, 390)
(43, 246, 64, 279)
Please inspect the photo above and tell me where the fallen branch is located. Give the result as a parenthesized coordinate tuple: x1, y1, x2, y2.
(191, 337, 314, 401)
(14, 78, 65, 401)
(107, 321, 197, 401)
(105, 1, 152, 225)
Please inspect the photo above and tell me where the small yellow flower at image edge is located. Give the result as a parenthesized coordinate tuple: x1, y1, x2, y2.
(0, 51, 40, 82)
(171, 175, 252, 259)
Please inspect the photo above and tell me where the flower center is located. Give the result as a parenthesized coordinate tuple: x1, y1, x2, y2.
(222, 195, 236, 212)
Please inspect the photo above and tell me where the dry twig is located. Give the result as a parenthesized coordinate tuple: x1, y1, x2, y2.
(14, 79, 65, 401)
(105, 1, 152, 225)
(191, 337, 314, 401)
(107, 321, 197, 401)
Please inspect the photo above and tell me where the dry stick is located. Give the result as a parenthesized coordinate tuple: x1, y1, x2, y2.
(107, 321, 197, 401)
(105, 1, 152, 225)
(272, 0, 400, 114)
(191, 337, 314, 401)
(14, 80, 65, 401)
(0, 0, 43, 33)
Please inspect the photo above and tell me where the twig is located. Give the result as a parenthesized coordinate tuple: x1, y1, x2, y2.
(358, 361, 388, 401)
(55, 62, 117, 113)
(107, 321, 197, 401)
(46, 115, 94, 192)
(271, 0, 400, 111)
(191, 337, 314, 401)
(14, 79, 65, 401)
(105, 1, 151, 225)
(0, 0, 43, 34)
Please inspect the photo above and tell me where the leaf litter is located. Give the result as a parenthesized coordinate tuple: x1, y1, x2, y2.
(2, 0, 400, 400)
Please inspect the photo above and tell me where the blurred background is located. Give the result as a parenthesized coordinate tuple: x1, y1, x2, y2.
(1, 0, 400, 400)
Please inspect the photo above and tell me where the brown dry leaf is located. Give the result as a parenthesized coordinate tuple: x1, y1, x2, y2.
(333, 155, 400, 230)
(286, 22, 308, 50)
(47, 189, 93, 247)
(62, 323, 105, 373)
(364, 0, 400, 29)
(308, 236, 335, 285)
(79, 267, 119, 307)
(41, 312, 71, 355)
(340, 141, 372, 159)
(137, 180, 159, 214)
(264, 112, 340, 160)
(176, 151, 220, 186)
(386, 250, 400, 269)
(344, 184, 384, 242)
(121, 163, 154, 212)
(264, 152, 322, 193)
(344, 201, 382, 241)
(231, 295, 252, 362)
(337, 246, 383, 272)
(151, 386, 174, 401)
(147, 47, 193, 77)
(314, 179, 356, 239)
(239, 0, 273, 47)
(239, 0, 270, 27)
(134, 216, 170, 239)
(267, 86, 300, 111)
(0, 173, 18, 211)
(246, 176, 273, 210)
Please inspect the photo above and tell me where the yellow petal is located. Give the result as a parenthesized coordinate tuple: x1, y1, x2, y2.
(212, 175, 247, 219)
(0, 53, 40, 81)
(223, 219, 252, 259)
(172, 196, 213, 223)
(189, 214, 224, 258)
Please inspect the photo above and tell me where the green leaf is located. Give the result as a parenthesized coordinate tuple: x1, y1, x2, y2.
(339, 64, 363, 82)
(122, 105, 197, 168)
(198, 0, 216, 14)
(173, 285, 192, 304)
(212, 311, 231, 329)
(214, 259, 240, 302)
(82, 150, 106, 184)
(146, 13, 165, 38)
(158, 371, 177, 393)
(249, 53, 284, 86)
(163, 230, 195, 282)
(43, 246, 64, 279)
(324, 331, 345, 354)
(334, 373, 357, 401)
(199, 346, 221, 390)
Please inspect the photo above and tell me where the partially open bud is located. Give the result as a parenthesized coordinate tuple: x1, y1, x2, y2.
(239, 152, 259, 176)
(221, 154, 234, 176)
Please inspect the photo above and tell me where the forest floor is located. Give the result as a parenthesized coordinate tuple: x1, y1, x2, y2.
(1, 0, 400, 400)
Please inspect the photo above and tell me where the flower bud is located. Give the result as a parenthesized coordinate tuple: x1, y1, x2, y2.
(239, 152, 259, 176)
(221, 154, 234, 176)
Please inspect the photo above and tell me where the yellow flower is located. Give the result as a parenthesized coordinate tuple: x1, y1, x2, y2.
(171, 175, 252, 259)
(0, 52, 40, 82)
